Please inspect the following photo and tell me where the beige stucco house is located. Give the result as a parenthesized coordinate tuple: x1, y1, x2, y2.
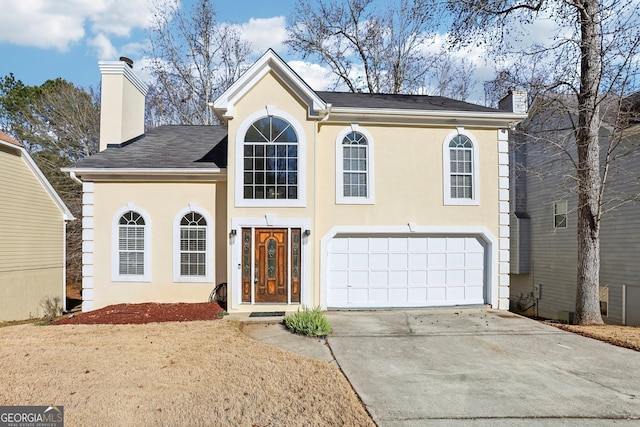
(0, 131, 74, 321)
(66, 50, 526, 313)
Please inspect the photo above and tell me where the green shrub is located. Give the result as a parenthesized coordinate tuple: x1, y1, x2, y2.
(284, 306, 331, 337)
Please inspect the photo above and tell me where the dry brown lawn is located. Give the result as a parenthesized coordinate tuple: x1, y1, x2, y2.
(555, 323, 640, 351)
(0, 320, 374, 427)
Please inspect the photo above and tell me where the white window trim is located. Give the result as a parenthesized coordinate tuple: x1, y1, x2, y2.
(111, 204, 151, 282)
(173, 204, 214, 283)
(553, 200, 568, 229)
(335, 124, 375, 204)
(235, 107, 307, 207)
(443, 128, 480, 206)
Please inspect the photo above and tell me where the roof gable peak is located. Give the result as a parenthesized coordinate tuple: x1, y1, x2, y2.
(212, 49, 326, 121)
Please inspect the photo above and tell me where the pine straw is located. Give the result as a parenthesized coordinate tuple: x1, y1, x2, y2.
(0, 321, 374, 427)
(555, 324, 640, 352)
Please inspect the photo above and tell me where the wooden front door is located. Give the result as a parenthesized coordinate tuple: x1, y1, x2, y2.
(254, 229, 288, 303)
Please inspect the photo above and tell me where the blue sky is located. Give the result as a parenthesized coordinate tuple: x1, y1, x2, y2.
(0, 0, 300, 90)
(0, 0, 569, 101)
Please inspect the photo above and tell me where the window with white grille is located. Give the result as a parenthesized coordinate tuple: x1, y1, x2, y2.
(118, 211, 145, 276)
(180, 212, 207, 276)
(443, 129, 479, 206)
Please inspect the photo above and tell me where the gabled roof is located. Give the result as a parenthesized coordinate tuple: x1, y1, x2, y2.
(69, 125, 227, 170)
(317, 91, 501, 113)
(0, 134, 74, 221)
(213, 49, 327, 120)
(0, 130, 22, 147)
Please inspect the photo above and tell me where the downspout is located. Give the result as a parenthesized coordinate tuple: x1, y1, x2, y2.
(69, 171, 83, 185)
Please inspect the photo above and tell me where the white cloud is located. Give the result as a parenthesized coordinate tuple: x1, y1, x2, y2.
(0, 0, 172, 52)
(288, 60, 335, 91)
(88, 33, 117, 60)
(240, 16, 287, 56)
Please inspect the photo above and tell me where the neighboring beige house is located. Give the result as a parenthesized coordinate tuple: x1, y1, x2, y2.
(0, 130, 74, 321)
(65, 50, 526, 313)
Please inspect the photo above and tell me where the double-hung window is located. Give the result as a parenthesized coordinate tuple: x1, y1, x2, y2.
(443, 130, 479, 205)
(179, 212, 207, 277)
(336, 126, 374, 204)
(113, 208, 150, 282)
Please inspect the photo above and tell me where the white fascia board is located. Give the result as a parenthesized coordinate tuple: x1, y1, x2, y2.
(98, 61, 149, 96)
(62, 167, 227, 181)
(0, 139, 75, 221)
(327, 107, 528, 128)
(212, 49, 326, 119)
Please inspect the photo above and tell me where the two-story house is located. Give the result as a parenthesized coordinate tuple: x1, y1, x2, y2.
(65, 50, 526, 313)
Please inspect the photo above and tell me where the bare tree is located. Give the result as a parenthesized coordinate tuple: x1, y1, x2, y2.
(447, 0, 640, 324)
(286, 0, 443, 94)
(0, 76, 100, 289)
(146, 0, 251, 125)
(428, 52, 477, 100)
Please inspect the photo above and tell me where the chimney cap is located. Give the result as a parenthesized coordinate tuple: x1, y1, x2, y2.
(119, 57, 134, 68)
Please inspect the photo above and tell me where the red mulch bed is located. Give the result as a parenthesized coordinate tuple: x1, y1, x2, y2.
(51, 302, 224, 325)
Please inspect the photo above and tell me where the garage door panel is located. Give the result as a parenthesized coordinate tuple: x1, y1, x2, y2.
(430, 253, 446, 268)
(369, 238, 388, 251)
(409, 270, 427, 285)
(350, 271, 369, 285)
(408, 287, 427, 302)
(350, 253, 369, 269)
(389, 288, 408, 303)
(370, 253, 389, 268)
(370, 271, 388, 286)
(328, 235, 486, 308)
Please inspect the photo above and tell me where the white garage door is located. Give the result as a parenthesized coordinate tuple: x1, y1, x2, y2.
(327, 235, 486, 308)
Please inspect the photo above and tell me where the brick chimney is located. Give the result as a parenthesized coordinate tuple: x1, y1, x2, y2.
(98, 58, 148, 151)
(499, 88, 528, 114)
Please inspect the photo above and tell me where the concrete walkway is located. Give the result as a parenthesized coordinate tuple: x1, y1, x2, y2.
(242, 308, 640, 426)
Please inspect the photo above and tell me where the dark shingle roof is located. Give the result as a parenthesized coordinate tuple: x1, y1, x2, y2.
(73, 125, 227, 169)
(317, 91, 501, 113)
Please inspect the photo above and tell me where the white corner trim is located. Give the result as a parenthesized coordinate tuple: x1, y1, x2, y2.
(234, 108, 307, 208)
(442, 128, 480, 206)
(111, 204, 152, 282)
(172, 205, 214, 283)
(335, 124, 375, 205)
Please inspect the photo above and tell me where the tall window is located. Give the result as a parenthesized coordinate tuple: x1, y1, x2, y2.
(443, 130, 478, 206)
(342, 131, 368, 198)
(449, 135, 473, 199)
(118, 211, 145, 276)
(179, 212, 207, 276)
(243, 116, 298, 200)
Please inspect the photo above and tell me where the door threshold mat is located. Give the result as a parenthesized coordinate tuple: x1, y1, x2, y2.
(249, 311, 285, 317)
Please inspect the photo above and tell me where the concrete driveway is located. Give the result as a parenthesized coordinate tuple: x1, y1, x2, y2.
(325, 308, 640, 426)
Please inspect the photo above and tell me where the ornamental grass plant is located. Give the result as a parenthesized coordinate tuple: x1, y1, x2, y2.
(284, 306, 332, 337)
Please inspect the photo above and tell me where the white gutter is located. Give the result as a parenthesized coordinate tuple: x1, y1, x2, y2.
(69, 171, 83, 185)
(61, 167, 224, 175)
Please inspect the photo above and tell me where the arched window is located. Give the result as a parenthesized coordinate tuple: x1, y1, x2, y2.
(342, 131, 368, 197)
(179, 212, 207, 277)
(118, 211, 146, 276)
(336, 125, 375, 204)
(449, 135, 473, 199)
(443, 130, 479, 205)
(243, 116, 298, 200)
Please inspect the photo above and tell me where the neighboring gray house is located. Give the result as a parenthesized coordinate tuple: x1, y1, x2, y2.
(509, 93, 640, 325)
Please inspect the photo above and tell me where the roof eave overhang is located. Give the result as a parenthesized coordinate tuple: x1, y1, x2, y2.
(212, 49, 327, 122)
(325, 107, 528, 128)
(62, 167, 227, 182)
